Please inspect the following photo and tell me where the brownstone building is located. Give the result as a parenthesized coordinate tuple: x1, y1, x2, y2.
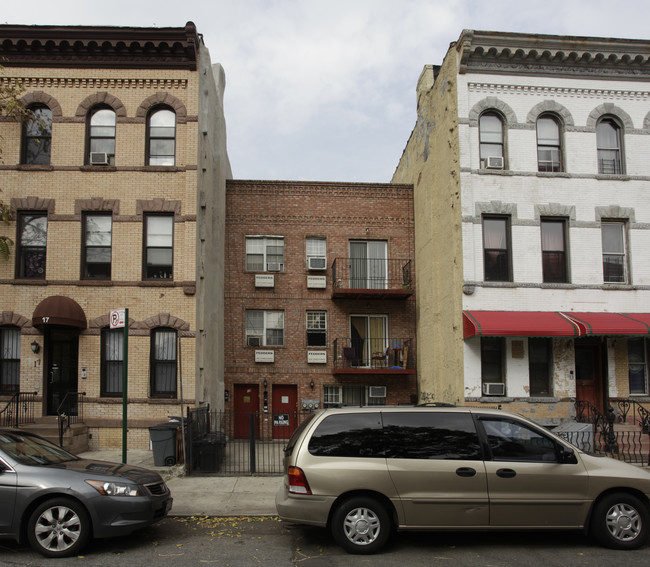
(224, 180, 416, 438)
(0, 23, 230, 450)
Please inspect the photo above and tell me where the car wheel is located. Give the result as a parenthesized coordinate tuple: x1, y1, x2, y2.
(591, 492, 650, 550)
(331, 496, 391, 554)
(27, 497, 92, 558)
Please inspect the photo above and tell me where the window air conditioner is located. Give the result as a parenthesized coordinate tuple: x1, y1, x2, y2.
(247, 336, 262, 347)
(486, 156, 504, 169)
(307, 256, 327, 270)
(483, 382, 505, 396)
(90, 152, 110, 165)
(369, 386, 387, 398)
(267, 263, 283, 272)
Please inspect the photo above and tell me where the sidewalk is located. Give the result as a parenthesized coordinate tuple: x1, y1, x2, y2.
(77, 449, 282, 517)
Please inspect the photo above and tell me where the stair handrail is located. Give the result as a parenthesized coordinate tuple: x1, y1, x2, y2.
(611, 398, 650, 434)
(0, 392, 37, 428)
(574, 399, 618, 454)
(56, 391, 86, 448)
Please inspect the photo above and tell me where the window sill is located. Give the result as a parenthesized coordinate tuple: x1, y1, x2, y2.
(138, 280, 175, 287)
(143, 166, 181, 172)
(536, 172, 570, 178)
(16, 164, 54, 171)
(79, 165, 117, 172)
(595, 174, 630, 181)
(478, 168, 513, 176)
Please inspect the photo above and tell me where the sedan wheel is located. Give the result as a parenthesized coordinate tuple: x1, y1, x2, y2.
(331, 497, 391, 554)
(27, 498, 91, 558)
(591, 492, 649, 550)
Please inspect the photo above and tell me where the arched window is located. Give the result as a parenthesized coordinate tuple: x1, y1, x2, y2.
(22, 105, 52, 165)
(479, 112, 504, 169)
(147, 107, 176, 166)
(596, 117, 623, 174)
(87, 107, 116, 165)
(536, 114, 562, 172)
(150, 328, 177, 398)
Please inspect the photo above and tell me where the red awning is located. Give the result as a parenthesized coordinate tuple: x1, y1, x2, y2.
(463, 311, 650, 338)
(32, 296, 87, 329)
(463, 311, 582, 338)
(563, 312, 650, 336)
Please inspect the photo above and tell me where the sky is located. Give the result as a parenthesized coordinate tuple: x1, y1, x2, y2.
(3, 0, 648, 183)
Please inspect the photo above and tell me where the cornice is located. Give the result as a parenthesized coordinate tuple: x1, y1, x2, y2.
(457, 29, 650, 80)
(0, 22, 200, 70)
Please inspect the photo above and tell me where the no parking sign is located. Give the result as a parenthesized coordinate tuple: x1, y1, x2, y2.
(110, 308, 126, 329)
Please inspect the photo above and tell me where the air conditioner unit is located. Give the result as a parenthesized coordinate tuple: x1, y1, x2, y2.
(483, 382, 505, 396)
(486, 156, 504, 169)
(267, 263, 283, 272)
(307, 256, 327, 270)
(247, 335, 262, 347)
(90, 152, 109, 165)
(369, 386, 387, 398)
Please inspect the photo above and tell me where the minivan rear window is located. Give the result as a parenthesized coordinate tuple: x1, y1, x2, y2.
(308, 413, 383, 457)
(382, 412, 482, 460)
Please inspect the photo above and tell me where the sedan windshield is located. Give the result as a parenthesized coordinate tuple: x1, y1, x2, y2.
(0, 432, 78, 466)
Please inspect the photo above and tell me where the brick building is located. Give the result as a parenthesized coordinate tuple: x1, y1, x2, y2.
(224, 180, 416, 438)
(0, 23, 230, 450)
(393, 30, 650, 425)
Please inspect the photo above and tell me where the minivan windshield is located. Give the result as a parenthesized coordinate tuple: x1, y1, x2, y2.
(0, 432, 78, 466)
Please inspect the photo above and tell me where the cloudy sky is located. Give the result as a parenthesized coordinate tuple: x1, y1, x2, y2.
(3, 0, 648, 182)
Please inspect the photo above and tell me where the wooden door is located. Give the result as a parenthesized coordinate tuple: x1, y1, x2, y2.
(271, 385, 297, 439)
(575, 343, 604, 413)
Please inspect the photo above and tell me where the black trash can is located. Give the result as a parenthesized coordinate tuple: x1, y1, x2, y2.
(192, 432, 227, 472)
(149, 423, 179, 466)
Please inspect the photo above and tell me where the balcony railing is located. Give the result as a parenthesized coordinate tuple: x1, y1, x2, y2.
(332, 258, 413, 299)
(333, 337, 415, 373)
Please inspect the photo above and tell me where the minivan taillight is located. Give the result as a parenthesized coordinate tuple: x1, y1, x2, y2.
(288, 466, 312, 495)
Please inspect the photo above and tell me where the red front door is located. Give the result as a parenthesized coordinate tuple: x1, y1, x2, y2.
(272, 385, 297, 439)
(233, 384, 260, 439)
(575, 344, 604, 412)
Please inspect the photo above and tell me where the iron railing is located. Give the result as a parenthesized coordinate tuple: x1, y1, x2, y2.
(571, 399, 650, 465)
(332, 258, 413, 292)
(185, 408, 315, 476)
(0, 392, 37, 427)
(333, 337, 414, 370)
(57, 391, 86, 448)
(611, 398, 650, 433)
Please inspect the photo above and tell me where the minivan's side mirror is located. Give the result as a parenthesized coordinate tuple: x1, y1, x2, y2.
(558, 445, 577, 464)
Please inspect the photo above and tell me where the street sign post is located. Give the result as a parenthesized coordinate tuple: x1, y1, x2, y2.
(110, 308, 128, 464)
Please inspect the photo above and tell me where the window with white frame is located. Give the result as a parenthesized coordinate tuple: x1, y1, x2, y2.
(246, 236, 284, 272)
(323, 385, 385, 408)
(601, 221, 627, 284)
(596, 117, 623, 175)
(306, 237, 326, 270)
(246, 310, 284, 346)
(536, 114, 562, 172)
(628, 338, 649, 395)
(307, 311, 327, 347)
(479, 111, 504, 167)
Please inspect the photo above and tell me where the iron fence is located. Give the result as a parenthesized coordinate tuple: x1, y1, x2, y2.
(185, 407, 315, 475)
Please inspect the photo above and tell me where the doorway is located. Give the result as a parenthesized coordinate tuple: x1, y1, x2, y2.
(575, 341, 605, 413)
(233, 384, 260, 439)
(46, 329, 79, 416)
(271, 385, 297, 439)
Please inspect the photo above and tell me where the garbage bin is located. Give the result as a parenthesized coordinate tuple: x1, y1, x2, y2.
(192, 431, 227, 472)
(149, 423, 179, 466)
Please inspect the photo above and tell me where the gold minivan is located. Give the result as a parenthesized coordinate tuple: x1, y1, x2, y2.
(275, 407, 650, 554)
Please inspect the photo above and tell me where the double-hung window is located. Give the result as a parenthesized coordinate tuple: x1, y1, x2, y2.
(22, 105, 52, 165)
(597, 117, 623, 174)
(529, 338, 552, 396)
(16, 213, 47, 279)
(88, 107, 116, 165)
(601, 221, 627, 283)
(246, 236, 284, 272)
(483, 216, 511, 282)
(246, 310, 284, 347)
(144, 214, 174, 280)
(307, 311, 327, 347)
(536, 115, 562, 172)
(83, 213, 112, 279)
(147, 107, 176, 166)
(0, 327, 20, 393)
(541, 218, 568, 283)
(479, 111, 504, 168)
(151, 328, 177, 398)
(628, 339, 649, 395)
(101, 328, 123, 397)
(306, 237, 327, 270)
